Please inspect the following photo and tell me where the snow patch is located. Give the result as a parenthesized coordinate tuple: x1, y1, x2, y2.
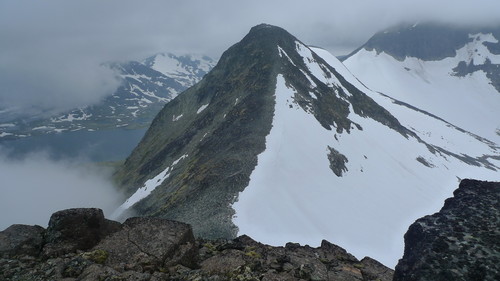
(0, 132, 13, 137)
(197, 103, 209, 114)
(111, 154, 189, 219)
(52, 111, 92, 123)
(277, 46, 297, 67)
(32, 126, 53, 131)
(172, 114, 183, 122)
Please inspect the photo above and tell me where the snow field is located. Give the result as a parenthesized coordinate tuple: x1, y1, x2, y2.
(344, 36, 500, 143)
(233, 45, 499, 268)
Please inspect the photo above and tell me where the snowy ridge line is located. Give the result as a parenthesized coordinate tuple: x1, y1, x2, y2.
(379, 92, 499, 149)
(110, 154, 189, 220)
(319, 46, 499, 166)
(344, 42, 500, 142)
(294, 42, 352, 98)
(310, 47, 375, 96)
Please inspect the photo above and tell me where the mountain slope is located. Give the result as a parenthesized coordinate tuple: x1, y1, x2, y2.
(344, 22, 500, 143)
(113, 24, 499, 268)
(0, 54, 215, 139)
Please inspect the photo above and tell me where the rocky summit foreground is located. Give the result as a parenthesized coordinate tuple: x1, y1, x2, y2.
(0, 208, 393, 281)
(1, 179, 498, 280)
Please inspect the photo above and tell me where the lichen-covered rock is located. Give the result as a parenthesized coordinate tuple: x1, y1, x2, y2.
(360, 257, 395, 281)
(0, 224, 45, 258)
(196, 235, 393, 281)
(394, 179, 500, 281)
(94, 217, 198, 271)
(42, 208, 122, 257)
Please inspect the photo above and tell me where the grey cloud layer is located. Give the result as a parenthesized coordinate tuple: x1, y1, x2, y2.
(1, 0, 499, 114)
(0, 150, 124, 230)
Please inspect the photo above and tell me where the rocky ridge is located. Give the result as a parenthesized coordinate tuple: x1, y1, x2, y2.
(0, 208, 393, 281)
(394, 179, 500, 281)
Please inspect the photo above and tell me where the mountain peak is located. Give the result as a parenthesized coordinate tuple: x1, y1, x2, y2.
(236, 23, 299, 52)
(248, 23, 286, 34)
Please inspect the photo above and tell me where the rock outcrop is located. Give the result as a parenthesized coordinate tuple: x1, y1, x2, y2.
(0, 224, 45, 258)
(42, 208, 122, 258)
(0, 208, 393, 281)
(394, 179, 500, 281)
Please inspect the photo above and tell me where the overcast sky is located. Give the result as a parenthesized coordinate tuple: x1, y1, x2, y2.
(1, 0, 500, 115)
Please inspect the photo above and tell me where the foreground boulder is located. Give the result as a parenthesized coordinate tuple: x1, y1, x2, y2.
(95, 217, 198, 271)
(42, 208, 121, 257)
(394, 179, 500, 281)
(0, 224, 45, 258)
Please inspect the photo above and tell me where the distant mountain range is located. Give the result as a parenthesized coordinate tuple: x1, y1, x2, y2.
(110, 23, 499, 267)
(344, 22, 500, 143)
(0, 53, 215, 140)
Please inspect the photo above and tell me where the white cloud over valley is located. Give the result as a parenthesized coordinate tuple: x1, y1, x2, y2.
(0, 150, 124, 230)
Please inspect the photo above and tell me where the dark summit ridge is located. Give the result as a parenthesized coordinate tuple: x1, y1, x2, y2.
(360, 23, 471, 61)
(113, 24, 290, 239)
(394, 179, 500, 281)
(347, 22, 500, 62)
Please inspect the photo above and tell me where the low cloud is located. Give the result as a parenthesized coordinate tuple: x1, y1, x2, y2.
(0, 62, 120, 116)
(1, 0, 500, 116)
(1, 0, 499, 225)
(0, 149, 124, 230)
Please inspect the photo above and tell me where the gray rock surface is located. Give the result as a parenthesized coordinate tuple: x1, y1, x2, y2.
(0, 224, 45, 258)
(394, 179, 500, 281)
(94, 216, 198, 271)
(42, 208, 121, 257)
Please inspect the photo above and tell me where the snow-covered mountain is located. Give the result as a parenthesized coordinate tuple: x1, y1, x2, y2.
(112, 24, 499, 268)
(0, 54, 215, 140)
(144, 53, 214, 88)
(344, 22, 500, 143)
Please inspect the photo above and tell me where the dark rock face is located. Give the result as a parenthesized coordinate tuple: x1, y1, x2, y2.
(394, 179, 500, 281)
(95, 217, 198, 270)
(350, 23, 500, 62)
(0, 224, 45, 258)
(327, 146, 349, 177)
(357, 22, 472, 61)
(0, 208, 393, 280)
(42, 208, 122, 257)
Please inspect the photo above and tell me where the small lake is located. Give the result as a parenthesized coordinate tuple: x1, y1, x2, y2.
(0, 128, 148, 162)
